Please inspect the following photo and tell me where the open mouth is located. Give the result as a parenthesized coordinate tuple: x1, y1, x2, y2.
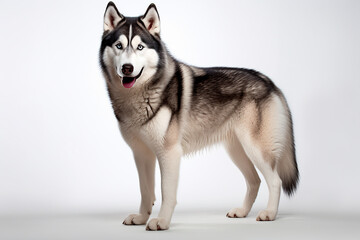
(122, 67, 144, 88)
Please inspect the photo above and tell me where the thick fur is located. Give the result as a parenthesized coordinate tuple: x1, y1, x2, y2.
(99, 2, 299, 231)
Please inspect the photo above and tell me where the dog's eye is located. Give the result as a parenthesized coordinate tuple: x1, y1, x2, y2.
(137, 44, 144, 51)
(115, 43, 123, 50)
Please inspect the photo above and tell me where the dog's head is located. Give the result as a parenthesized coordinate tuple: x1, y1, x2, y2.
(100, 2, 161, 89)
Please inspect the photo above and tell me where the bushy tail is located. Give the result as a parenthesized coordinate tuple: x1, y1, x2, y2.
(277, 96, 299, 196)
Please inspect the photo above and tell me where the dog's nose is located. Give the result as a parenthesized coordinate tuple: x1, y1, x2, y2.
(122, 64, 134, 75)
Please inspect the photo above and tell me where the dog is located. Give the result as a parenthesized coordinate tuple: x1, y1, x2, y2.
(99, 2, 299, 231)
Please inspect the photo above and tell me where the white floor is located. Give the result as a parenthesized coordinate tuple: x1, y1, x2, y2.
(1, 210, 359, 240)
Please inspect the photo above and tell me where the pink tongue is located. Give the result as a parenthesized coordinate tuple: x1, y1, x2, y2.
(123, 78, 136, 88)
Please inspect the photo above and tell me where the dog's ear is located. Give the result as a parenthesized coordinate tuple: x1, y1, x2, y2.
(103, 2, 123, 32)
(141, 3, 160, 36)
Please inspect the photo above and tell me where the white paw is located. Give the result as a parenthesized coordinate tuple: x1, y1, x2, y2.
(146, 217, 169, 231)
(256, 209, 277, 221)
(226, 208, 249, 218)
(123, 214, 149, 225)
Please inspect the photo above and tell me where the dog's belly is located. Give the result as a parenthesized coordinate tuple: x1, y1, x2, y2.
(181, 115, 234, 154)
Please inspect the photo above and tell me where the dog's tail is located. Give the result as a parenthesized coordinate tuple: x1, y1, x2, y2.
(276, 94, 299, 197)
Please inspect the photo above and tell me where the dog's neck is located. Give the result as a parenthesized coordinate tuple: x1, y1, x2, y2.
(106, 54, 177, 127)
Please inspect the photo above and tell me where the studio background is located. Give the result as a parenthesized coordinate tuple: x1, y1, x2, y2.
(1, 0, 359, 217)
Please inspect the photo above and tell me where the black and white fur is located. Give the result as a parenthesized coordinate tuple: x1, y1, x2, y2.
(99, 2, 299, 231)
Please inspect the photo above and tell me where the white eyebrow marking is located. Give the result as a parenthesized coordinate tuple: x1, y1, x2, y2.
(128, 24, 133, 47)
(131, 35, 141, 48)
(119, 35, 128, 49)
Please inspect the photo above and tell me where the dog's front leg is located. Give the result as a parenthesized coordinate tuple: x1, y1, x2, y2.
(146, 144, 182, 231)
(123, 139, 156, 225)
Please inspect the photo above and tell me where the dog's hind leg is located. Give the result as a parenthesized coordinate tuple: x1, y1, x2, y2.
(253, 163, 282, 221)
(233, 97, 284, 221)
(234, 96, 289, 221)
(224, 135, 261, 218)
(236, 132, 282, 221)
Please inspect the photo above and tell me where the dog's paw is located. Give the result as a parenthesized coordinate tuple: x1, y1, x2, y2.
(226, 208, 249, 218)
(123, 214, 149, 225)
(145, 217, 169, 231)
(256, 210, 277, 221)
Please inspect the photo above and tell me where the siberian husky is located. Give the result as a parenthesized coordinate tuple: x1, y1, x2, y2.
(99, 2, 299, 231)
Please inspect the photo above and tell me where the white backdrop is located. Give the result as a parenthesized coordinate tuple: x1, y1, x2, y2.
(0, 0, 359, 215)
